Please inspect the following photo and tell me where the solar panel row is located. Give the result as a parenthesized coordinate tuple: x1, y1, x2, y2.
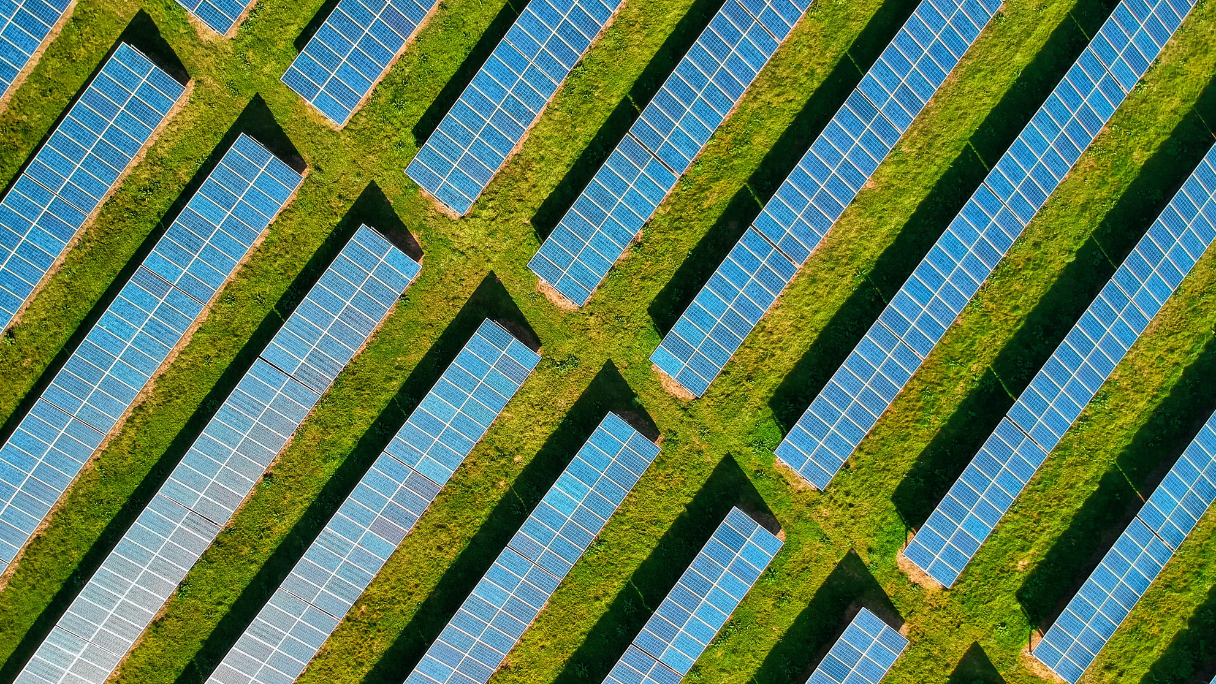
(15, 225, 421, 684)
(905, 141, 1216, 588)
(805, 608, 907, 684)
(406, 0, 625, 215)
(772, 0, 1195, 491)
(0, 42, 187, 334)
(206, 319, 540, 684)
(173, 0, 254, 36)
(650, 0, 1001, 398)
(0, 0, 71, 99)
(602, 507, 781, 684)
(527, 0, 813, 307)
(0, 134, 303, 580)
(405, 412, 661, 684)
(1034, 408, 1216, 682)
(283, 0, 438, 126)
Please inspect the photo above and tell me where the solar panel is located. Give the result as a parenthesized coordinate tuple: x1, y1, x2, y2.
(1033, 412, 1216, 682)
(527, 0, 814, 307)
(602, 507, 781, 684)
(904, 140, 1216, 588)
(173, 0, 255, 36)
(0, 134, 303, 578)
(0, 0, 72, 99)
(283, 0, 439, 126)
(406, 0, 625, 215)
(15, 225, 421, 684)
(405, 412, 660, 684)
(773, 0, 1196, 491)
(804, 608, 907, 684)
(650, 0, 1001, 397)
(205, 319, 540, 684)
(0, 43, 187, 334)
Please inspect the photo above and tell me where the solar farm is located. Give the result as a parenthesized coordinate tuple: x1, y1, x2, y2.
(1, 0, 1215, 681)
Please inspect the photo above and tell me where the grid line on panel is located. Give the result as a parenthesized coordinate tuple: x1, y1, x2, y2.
(0, 43, 186, 333)
(283, 0, 437, 126)
(649, 0, 1003, 398)
(173, 0, 254, 35)
(772, 0, 1195, 493)
(0, 0, 72, 96)
(0, 134, 302, 573)
(806, 608, 907, 684)
(15, 227, 420, 684)
(406, 0, 625, 215)
(206, 319, 540, 684)
(527, 0, 814, 307)
(405, 413, 660, 684)
(902, 140, 1216, 588)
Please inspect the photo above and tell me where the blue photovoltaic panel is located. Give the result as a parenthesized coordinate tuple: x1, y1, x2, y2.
(406, 0, 624, 215)
(283, 0, 437, 126)
(806, 609, 907, 684)
(0, 0, 71, 98)
(773, 0, 1195, 491)
(1033, 415, 1216, 682)
(0, 134, 303, 579)
(602, 507, 781, 684)
(15, 226, 421, 684)
(0, 43, 186, 334)
(528, 0, 813, 307)
(173, 0, 254, 35)
(905, 142, 1216, 588)
(205, 319, 540, 684)
(405, 413, 660, 684)
(650, 0, 1001, 397)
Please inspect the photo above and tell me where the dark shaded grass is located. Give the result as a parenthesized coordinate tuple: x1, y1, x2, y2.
(1139, 581, 1216, 684)
(294, 0, 344, 53)
(947, 643, 1007, 684)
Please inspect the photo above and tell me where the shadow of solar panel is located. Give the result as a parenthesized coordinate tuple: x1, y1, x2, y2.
(1034, 417, 1216, 682)
(15, 225, 421, 684)
(650, 0, 1001, 398)
(173, 0, 254, 36)
(805, 608, 907, 684)
(406, 0, 626, 215)
(283, 0, 437, 126)
(527, 0, 814, 307)
(0, 134, 302, 578)
(602, 507, 781, 684)
(773, 0, 1195, 494)
(404, 412, 660, 684)
(206, 319, 540, 684)
(0, 42, 187, 334)
(0, 0, 72, 98)
(905, 139, 1215, 588)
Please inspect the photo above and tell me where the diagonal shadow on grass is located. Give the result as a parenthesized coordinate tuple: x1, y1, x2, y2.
(1137, 580, 1216, 684)
(360, 360, 656, 684)
(646, 0, 920, 337)
(946, 643, 1006, 684)
(748, 550, 898, 684)
(546, 453, 772, 684)
(293, 0, 342, 53)
(172, 269, 532, 684)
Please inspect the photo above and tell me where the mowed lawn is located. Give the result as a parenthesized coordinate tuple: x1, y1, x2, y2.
(0, 0, 1214, 681)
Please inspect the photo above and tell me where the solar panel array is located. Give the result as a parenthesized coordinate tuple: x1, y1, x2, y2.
(405, 413, 660, 684)
(0, 134, 303, 580)
(206, 319, 540, 684)
(1034, 413, 1216, 682)
(173, 0, 254, 36)
(905, 142, 1216, 588)
(406, 0, 624, 215)
(773, 0, 1195, 491)
(527, 0, 813, 307)
(16, 226, 421, 684)
(283, 0, 438, 126)
(0, 0, 71, 98)
(0, 43, 186, 334)
(602, 507, 781, 684)
(649, 0, 1001, 398)
(805, 608, 907, 684)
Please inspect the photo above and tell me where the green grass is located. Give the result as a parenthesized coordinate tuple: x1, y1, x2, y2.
(0, 0, 1214, 681)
